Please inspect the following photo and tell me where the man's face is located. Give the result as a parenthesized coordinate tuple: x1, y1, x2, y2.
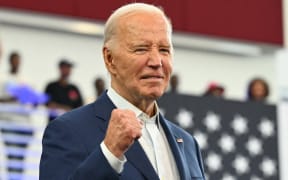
(170, 75, 178, 89)
(60, 65, 71, 79)
(251, 81, 266, 99)
(11, 56, 20, 69)
(105, 11, 173, 103)
(95, 79, 105, 91)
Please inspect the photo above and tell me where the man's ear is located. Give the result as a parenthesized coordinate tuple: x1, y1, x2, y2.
(103, 46, 116, 75)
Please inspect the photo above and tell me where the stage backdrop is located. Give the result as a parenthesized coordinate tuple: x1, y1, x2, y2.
(158, 93, 279, 180)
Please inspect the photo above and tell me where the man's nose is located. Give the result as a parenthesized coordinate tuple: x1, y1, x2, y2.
(148, 49, 162, 68)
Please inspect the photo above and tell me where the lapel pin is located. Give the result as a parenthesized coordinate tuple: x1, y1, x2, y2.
(176, 138, 183, 143)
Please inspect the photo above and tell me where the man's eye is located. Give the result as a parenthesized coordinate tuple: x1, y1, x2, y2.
(160, 48, 170, 54)
(134, 48, 148, 54)
(135, 48, 147, 52)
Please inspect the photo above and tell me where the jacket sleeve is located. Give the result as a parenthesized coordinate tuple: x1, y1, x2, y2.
(39, 119, 119, 180)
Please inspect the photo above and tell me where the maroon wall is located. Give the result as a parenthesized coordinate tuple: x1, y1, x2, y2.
(0, 0, 283, 45)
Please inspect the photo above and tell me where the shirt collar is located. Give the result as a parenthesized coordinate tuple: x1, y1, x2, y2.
(107, 87, 159, 124)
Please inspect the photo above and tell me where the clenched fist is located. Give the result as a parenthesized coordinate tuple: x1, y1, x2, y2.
(104, 109, 143, 158)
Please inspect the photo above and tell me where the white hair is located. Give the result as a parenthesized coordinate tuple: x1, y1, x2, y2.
(103, 3, 172, 48)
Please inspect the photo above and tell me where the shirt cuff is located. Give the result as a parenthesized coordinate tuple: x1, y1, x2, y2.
(100, 141, 127, 173)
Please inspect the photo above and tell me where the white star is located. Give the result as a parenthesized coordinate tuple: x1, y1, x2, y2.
(204, 111, 221, 132)
(205, 152, 222, 172)
(250, 175, 261, 180)
(258, 118, 275, 138)
(194, 131, 208, 150)
(246, 136, 263, 156)
(205, 173, 210, 180)
(222, 173, 236, 180)
(218, 133, 235, 153)
(175, 108, 193, 128)
(232, 155, 250, 174)
(231, 114, 248, 135)
(259, 157, 276, 177)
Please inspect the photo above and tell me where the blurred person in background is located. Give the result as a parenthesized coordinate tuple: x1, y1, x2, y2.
(247, 77, 269, 102)
(0, 50, 35, 177)
(9, 52, 20, 78)
(6, 51, 28, 87)
(168, 74, 179, 94)
(0, 41, 5, 102)
(44, 59, 83, 121)
(94, 77, 106, 98)
(0, 51, 23, 102)
(203, 82, 225, 98)
(0, 42, 5, 102)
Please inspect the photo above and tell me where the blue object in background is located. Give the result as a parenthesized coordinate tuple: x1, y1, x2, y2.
(6, 84, 49, 105)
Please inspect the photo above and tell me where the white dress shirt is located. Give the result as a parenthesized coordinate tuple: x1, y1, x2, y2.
(100, 88, 180, 180)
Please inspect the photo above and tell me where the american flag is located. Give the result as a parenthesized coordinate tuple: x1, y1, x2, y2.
(158, 93, 279, 180)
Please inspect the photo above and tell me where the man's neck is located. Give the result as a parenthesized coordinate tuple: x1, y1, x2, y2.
(133, 100, 156, 117)
(59, 78, 68, 86)
(108, 87, 157, 117)
(10, 69, 18, 74)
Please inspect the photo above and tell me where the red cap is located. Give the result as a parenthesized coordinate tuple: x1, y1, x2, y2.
(207, 82, 224, 92)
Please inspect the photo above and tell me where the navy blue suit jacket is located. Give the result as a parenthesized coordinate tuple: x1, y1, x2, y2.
(40, 93, 205, 180)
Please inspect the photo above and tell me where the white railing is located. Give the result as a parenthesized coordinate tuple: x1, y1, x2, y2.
(0, 103, 48, 180)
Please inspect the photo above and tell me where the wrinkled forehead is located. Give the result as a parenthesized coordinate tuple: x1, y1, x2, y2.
(116, 11, 172, 42)
(122, 11, 169, 30)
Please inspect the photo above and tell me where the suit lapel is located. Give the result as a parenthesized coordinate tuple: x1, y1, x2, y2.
(93, 92, 116, 132)
(126, 141, 159, 180)
(159, 114, 190, 180)
(94, 93, 159, 180)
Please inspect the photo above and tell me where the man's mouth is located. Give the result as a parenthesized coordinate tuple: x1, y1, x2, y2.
(140, 75, 164, 79)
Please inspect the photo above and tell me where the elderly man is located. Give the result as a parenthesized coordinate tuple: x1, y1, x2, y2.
(40, 3, 205, 180)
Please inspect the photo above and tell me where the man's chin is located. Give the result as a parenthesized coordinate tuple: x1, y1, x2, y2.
(142, 91, 164, 100)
